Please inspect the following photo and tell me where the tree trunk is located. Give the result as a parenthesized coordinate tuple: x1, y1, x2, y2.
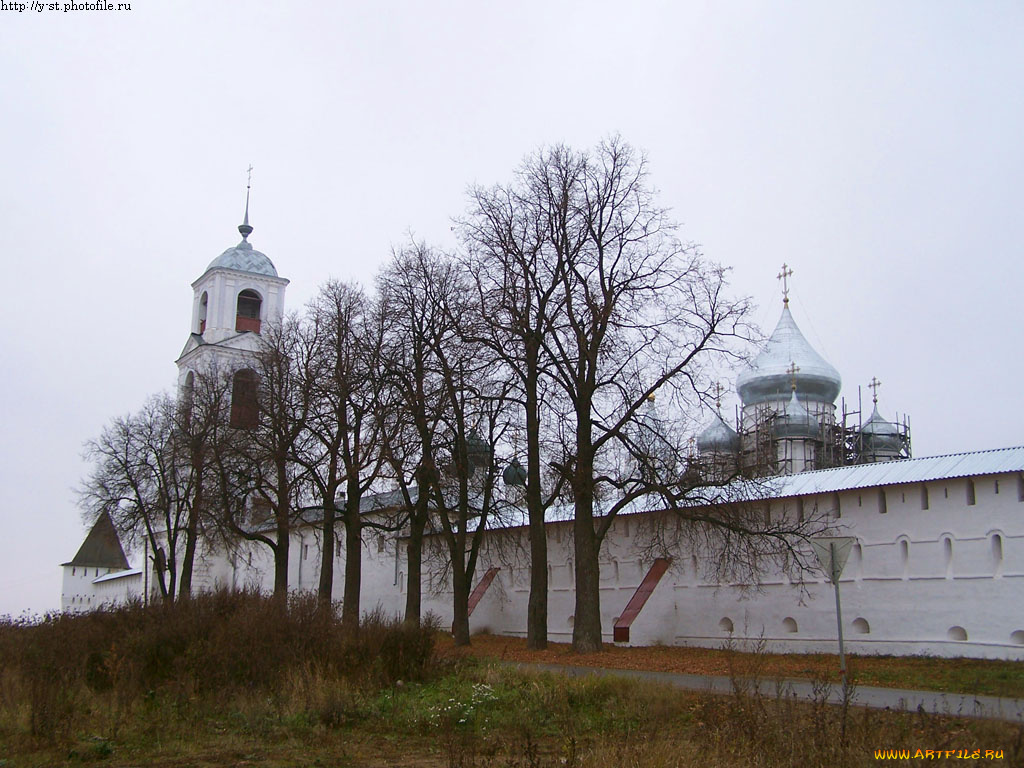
(524, 368, 548, 649)
(451, 559, 471, 646)
(179, 480, 202, 599)
(571, 411, 602, 652)
(341, 493, 362, 631)
(404, 509, 426, 625)
(274, 517, 290, 597)
(318, 499, 336, 605)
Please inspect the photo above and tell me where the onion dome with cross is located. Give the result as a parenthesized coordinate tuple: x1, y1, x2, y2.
(736, 264, 841, 407)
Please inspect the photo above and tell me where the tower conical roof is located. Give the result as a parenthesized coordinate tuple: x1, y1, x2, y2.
(62, 512, 130, 570)
(737, 305, 841, 406)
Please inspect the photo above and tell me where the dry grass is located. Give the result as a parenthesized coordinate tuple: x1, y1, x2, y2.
(2, 603, 1022, 767)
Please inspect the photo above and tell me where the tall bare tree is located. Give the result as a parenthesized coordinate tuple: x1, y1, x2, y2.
(298, 280, 386, 625)
(213, 317, 316, 597)
(457, 146, 584, 649)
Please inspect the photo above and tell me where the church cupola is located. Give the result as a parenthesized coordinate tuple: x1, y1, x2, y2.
(736, 266, 838, 475)
(736, 268, 841, 408)
(859, 377, 910, 463)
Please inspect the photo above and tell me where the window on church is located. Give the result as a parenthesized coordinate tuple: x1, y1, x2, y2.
(1018, 473, 1024, 502)
(878, 489, 887, 514)
(198, 291, 208, 334)
(943, 537, 953, 579)
(230, 369, 259, 428)
(966, 479, 976, 506)
(921, 484, 929, 510)
(236, 290, 262, 333)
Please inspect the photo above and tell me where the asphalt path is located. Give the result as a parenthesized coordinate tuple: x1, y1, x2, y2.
(503, 661, 1024, 723)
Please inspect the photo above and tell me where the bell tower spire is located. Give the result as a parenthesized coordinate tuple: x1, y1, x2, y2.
(238, 164, 254, 240)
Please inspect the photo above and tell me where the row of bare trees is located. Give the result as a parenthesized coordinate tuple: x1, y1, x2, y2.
(81, 138, 827, 652)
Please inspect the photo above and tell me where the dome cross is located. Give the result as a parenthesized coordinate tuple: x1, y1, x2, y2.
(777, 263, 793, 305)
(869, 376, 882, 405)
(786, 361, 800, 391)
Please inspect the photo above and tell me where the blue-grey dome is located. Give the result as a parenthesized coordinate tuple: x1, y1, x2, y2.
(207, 239, 278, 277)
(737, 305, 841, 406)
(697, 412, 739, 454)
(861, 404, 902, 451)
(773, 390, 820, 439)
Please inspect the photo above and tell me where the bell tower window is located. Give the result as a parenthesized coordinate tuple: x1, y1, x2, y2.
(198, 291, 208, 334)
(230, 369, 259, 428)
(236, 290, 262, 334)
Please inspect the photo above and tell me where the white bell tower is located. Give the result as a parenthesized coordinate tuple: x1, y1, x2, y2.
(176, 176, 289, 396)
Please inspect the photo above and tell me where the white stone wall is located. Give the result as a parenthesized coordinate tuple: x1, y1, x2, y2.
(176, 470, 1024, 660)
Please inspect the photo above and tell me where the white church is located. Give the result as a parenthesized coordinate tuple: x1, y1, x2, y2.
(63, 206, 1024, 661)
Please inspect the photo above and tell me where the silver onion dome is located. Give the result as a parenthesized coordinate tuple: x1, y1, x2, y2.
(696, 412, 740, 454)
(861, 404, 902, 452)
(502, 457, 527, 487)
(737, 305, 841, 406)
(773, 390, 820, 439)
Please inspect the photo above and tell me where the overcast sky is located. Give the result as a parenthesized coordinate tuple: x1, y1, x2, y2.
(1, 1, 1021, 618)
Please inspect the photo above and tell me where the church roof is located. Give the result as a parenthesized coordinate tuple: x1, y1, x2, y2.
(737, 304, 842, 406)
(206, 239, 279, 277)
(63, 512, 131, 570)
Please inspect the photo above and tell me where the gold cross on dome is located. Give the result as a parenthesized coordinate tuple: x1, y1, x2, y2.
(777, 263, 793, 304)
(246, 164, 253, 188)
(786, 362, 800, 391)
(713, 382, 725, 411)
(869, 376, 881, 404)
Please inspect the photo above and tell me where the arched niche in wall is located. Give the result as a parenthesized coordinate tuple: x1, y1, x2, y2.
(947, 626, 968, 642)
(852, 617, 870, 635)
(782, 617, 798, 634)
(719, 617, 734, 633)
(989, 531, 1004, 577)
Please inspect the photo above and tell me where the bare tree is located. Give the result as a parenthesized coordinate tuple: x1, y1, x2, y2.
(461, 139, 766, 652)
(298, 280, 386, 625)
(457, 147, 583, 649)
(375, 242, 454, 625)
(212, 317, 316, 597)
(80, 394, 194, 602)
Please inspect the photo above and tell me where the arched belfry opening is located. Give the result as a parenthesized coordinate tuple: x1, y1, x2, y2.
(230, 369, 259, 428)
(236, 290, 262, 334)
(198, 292, 208, 334)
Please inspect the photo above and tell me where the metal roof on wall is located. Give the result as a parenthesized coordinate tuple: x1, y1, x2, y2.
(773, 445, 1024, 499)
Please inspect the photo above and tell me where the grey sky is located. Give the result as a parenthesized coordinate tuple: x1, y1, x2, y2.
(1, 1, 1021, 617)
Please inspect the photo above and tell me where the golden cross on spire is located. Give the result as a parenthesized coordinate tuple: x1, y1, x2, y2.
(246, 164, 253, 188)
(777, 263, 793, 305)
(869, 376, 881, 404)
(713, 382, 725, 411)
(786, 361, 800, 391)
